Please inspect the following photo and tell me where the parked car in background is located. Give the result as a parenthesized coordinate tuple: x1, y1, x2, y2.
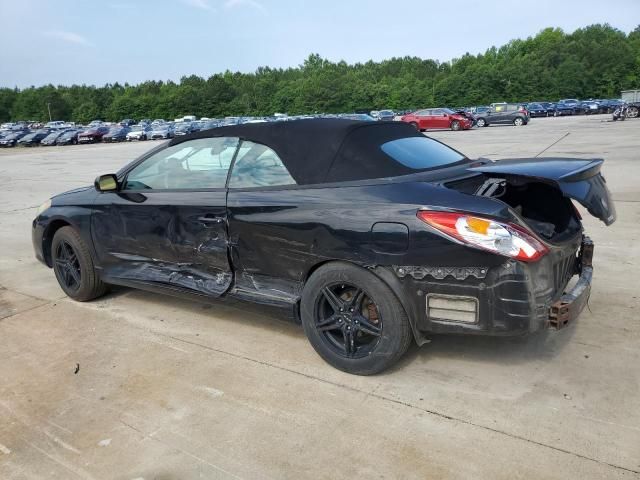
(401, 108, 473, 131)
(579, 101, 600, 115)
(78, 126, 110, 144)
(556, 99, 581, 115)
(526, 103, 548, 117)
(150, 123, 175, 140)
(126, 124, 151, 141)
(475, 103, 529, 127)
(340, 114, 376, 121)
(41, 130, 68, 146)
(45, 121, 68, 130)
(173, 122, 198, 136)
(472, 106, 490, 116)
(377, 110, 395, 122)
(119, 119, 136, 126)
(450, 109, 477, 126)
(56, 129, 81, 146)
(17, 130, 50, 147)
(103, 126, 131, 142)
(88, 120, 105, 127)
(0, 131, 28, 147)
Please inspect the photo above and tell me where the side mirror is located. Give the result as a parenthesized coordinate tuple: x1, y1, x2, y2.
(95, 174, 118, 192)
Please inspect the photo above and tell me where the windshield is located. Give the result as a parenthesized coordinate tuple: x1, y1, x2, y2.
(131, 125, 143, 131)
(381, 137, 465, 170)
(175, 123, 191, 130)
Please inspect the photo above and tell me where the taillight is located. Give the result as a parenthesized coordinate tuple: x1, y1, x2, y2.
(417, 210, 549, 262)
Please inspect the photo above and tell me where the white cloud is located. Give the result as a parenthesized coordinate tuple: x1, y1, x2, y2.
(224, 0, 267, 14)
(182, 0, 216, 11)
(44, 30, 93, 47)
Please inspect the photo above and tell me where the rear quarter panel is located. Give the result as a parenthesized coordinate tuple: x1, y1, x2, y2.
(226, 181, 510, 285)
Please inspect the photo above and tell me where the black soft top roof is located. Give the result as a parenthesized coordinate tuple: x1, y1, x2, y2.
(169, 118, 423, 185)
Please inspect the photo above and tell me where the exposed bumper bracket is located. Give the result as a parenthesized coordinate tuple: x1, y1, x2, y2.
(549, 237, 594, 329)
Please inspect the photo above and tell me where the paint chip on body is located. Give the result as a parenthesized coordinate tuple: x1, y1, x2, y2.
(98, 438, 111, 447)
(0, 443, 11, 455)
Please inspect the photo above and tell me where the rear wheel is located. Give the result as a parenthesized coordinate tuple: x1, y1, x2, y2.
(301, 262, 412, 375)
(450, 120, 460, 131)
(513, 117, 524, 126)
(52, 227, 108, 301)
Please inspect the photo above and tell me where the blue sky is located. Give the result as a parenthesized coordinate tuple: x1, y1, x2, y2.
(0, 0, 638, 88)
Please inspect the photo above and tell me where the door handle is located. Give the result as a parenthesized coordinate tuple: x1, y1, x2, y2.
(197, 215, 224, 225)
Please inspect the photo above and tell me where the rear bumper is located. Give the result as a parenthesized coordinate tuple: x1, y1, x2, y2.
(390, 235, 592, 336)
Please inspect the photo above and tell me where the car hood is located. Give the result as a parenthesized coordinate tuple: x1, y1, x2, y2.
(53, 186, 93, 198)
(468, 157, 616, 225)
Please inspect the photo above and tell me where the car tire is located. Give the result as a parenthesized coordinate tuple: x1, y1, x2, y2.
(450, 120, 460, 131)
(409, 122, 419, 131)
(513, 117, 524, 126)
(476, 118, 487, 127)
(628, 106, 639, 118)
(301, 262, 412, 375)
(52, 226, 108, 302)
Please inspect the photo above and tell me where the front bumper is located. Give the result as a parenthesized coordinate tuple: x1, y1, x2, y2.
(392, 235, 592, 336)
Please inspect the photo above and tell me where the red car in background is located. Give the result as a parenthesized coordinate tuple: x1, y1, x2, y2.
(401, 108, 473, 131)
(77, 126, 110, 144)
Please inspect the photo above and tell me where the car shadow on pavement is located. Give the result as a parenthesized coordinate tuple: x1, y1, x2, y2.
(387, 324, 579, 374)
(97, 286, 579, 371)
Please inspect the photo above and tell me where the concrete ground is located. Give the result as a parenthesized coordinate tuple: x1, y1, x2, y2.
(0, 115, 639, 479)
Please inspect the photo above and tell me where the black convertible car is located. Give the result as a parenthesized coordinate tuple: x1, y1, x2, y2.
(32, 120, 615, 374)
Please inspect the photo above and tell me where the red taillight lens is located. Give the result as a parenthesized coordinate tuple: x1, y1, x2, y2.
(417, 210, 549, 262)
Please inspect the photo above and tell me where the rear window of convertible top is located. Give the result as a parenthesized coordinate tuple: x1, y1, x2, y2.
(380, 136, 465, 170)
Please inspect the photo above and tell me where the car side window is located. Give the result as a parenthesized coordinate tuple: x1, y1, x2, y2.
(123, 137, 239, 190)
(228, 141, 296, 189)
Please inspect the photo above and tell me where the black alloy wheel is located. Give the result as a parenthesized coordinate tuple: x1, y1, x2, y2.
(54, 240, 81, 292)
(314, 283, 382, 359)
(301, 262, 412, 375)
(51, 226, 108, 301)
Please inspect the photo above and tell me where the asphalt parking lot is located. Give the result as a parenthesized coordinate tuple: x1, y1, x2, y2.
(0, 116, 639, 479)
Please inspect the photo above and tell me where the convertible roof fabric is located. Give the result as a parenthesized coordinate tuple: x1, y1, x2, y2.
(170, 119, 423, 185)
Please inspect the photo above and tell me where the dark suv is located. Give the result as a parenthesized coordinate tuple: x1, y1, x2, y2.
(476, 103, 530, 127)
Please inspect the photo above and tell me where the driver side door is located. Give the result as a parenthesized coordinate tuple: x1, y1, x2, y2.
(91, 137, 239, 296)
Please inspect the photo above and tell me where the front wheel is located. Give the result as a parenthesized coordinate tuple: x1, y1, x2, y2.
(476, 118, 487, 127)
(628, 106, 639, 118)
(301, 262, 412, 375)
(450, 120, 460, 131)
(513, 117, 524, 126)
(52, 226, 108, 301)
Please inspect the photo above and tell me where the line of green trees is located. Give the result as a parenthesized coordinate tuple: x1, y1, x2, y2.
(1, 24, 639, 124)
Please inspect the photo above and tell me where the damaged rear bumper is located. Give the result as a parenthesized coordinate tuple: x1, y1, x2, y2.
(390, 235, 593, 336)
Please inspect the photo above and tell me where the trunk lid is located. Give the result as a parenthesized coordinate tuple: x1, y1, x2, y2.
(468, 158, 616, 225)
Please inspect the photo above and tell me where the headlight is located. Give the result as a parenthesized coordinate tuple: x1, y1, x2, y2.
(35, 199, 52, 217)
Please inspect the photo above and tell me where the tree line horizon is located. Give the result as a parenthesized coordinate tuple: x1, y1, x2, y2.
(1, 23, 639, 124)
